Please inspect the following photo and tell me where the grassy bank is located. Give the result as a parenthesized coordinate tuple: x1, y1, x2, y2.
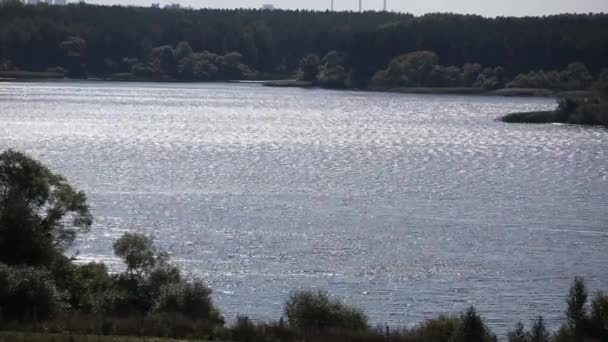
(264, 83, 566, 97)
(0, 70, 65, 80)
(0, 331, 205, 342)
(387, 86, 487, 95)
(490, 87, 554, 96)
(262, 80, 314, 88)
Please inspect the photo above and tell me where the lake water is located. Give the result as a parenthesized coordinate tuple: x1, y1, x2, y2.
(1, 81, 607, 337)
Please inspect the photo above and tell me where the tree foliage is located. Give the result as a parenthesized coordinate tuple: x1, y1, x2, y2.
(507, 63, 594, 90)
(297, 54, 320, 82)
(1, 6, 607, 86)
(0, 263, 65, 321)
(451, 306, 496, 342)
(567, 276, 588, 340)
(0, 150, 92, 267)
(530, 317, 550, 342)
(284, 290, 368, 332)
(317, 51, 346, 88)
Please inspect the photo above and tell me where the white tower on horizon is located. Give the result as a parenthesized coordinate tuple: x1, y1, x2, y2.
(358, 0, 362, 12)
(383, 0, 387, 11)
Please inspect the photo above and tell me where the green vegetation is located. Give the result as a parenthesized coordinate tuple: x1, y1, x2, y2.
(284, 290, 368, 332)
(0, 150, 222, 339)
(368, 51, 505, 90)
(505, 278, 608, 342)
(0, 4, 607, 91)
(0, 149, 91, 267)
(501, 70, 608, 127)
(506, 63, 594, 91)
(1, 151, 608, 342)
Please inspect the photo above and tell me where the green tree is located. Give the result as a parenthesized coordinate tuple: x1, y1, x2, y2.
(220, 51, 247, 79)
(474, 66, 506, 90)
(462, 63, 483, 87)
(151, 45, 177, 76)
(317, 51, 346, 89)
(530, 317, 550, 342)
(60, 36, 86, 58)
(560, 62, 593, 90)
(590, 293, 608, 340)
(371, 51, 440, 88)
(178, 56, 196, 80)
(113, 233, 162, 279)
(112, 233, 183, 313)
(60, 36, 87, 78)
(0, 150, 92, 267)
(297, 54, 320, 82)
(67, 262, 113, 313)
(566, 277, 588, 341)
(428, 65, 463, 87)
(451, 306, 496, 342)
(595, 68, 608, 97)
(174, 41, 193, 61)
(508, 321, 530, 342)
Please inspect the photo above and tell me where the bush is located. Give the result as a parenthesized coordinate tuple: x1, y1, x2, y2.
(284, 290, 368, 332)
(507, 62, 594, 90)
(67, 263, 113, 313)
(153, 281, 222, 323)
(0, 263, 65, 322)
(406, 315, 460, 341)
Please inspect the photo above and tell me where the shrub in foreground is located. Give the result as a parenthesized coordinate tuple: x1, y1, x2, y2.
(153, 281, 223, 324)
(284, 290, 368, 332)
(404, 315, 461, 341)
(0, 263, 64, 322)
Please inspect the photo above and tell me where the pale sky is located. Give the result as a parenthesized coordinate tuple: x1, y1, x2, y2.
(90, 0, 608, 17)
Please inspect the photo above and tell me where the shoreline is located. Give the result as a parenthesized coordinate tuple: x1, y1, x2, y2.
(500, 110, 608, 128)
(9, 76, 607, 128)
(0, 75, 570, 98)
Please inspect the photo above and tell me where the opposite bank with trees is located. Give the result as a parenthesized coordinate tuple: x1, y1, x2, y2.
(1, 3, 607, 127)
(1, 150, 608, 341)
(1, 3, 607, 88)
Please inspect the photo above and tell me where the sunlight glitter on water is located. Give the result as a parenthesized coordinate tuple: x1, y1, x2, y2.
(1, 81, 607, 338)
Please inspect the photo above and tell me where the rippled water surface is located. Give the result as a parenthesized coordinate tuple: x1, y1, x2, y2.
(1, 82, 607, 336)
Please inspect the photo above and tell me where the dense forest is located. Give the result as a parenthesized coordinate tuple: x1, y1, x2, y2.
(1, 4, 608, 89)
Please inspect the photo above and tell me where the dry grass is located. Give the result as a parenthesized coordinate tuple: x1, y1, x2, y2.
(0, 331, 208, 342)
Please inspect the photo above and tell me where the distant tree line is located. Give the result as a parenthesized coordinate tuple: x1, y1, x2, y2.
(0, 4, 607, 88)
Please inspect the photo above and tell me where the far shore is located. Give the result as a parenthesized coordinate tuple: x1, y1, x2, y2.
(1, 73, 594, 100)
(262, 80, 576, 97)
